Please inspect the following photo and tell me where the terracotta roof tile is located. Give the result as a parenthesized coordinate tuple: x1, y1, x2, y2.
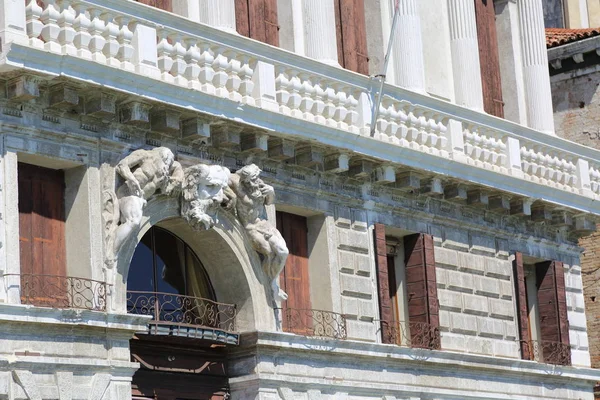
(546, 28, 600, 48)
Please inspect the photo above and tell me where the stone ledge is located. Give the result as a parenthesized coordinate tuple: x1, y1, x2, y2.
(236, 331, 600, 383)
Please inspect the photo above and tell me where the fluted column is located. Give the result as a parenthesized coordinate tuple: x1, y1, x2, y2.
(302, 0, 339, 65)
(518, 0, 555, 135)
(392, 0, 426, 93)
(172, 0, 201, 23)
(447, 0, 484, 111)
(197, 0, 237, 33)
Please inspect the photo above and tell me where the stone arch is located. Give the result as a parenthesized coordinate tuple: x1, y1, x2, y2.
(112, 195, 275, 332)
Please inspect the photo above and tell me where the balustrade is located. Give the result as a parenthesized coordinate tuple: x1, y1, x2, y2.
(7, 0, 600, 204)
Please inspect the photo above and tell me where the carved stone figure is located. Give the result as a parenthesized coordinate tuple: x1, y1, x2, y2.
(109, 147, 184, 259)
(181, 164, 230, 231)
(226, 164, 289, 302)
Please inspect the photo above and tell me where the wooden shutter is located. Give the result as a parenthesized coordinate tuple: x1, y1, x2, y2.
(235, 0, 280, 46)
(18, 163, 66, 306)
(135, 0, 173, 12)
(474, 0, 504, 118)
(277, 211, 311, 334)
(536, 260, 571, 363)
(513, 252, 532, 360)
(374, 224, 395, 344)
(403, 233, 440, 348)
(334, 0, 369, 74)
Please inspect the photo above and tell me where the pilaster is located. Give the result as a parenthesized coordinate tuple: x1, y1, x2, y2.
(301, 0, 339, 66)
(0, 0, 28, 46)
(447, 0, 484, 111)
(518, 0, 555, 135)
(392, 0, 427, 93)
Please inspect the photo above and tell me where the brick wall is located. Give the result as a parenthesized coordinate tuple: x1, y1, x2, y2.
(579, 227, 600, 368)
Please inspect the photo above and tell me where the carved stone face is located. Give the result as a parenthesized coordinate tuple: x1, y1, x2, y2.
(197, 166, 230, 203)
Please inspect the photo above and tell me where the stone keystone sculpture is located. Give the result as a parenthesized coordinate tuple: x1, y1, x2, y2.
(226, 164, 289, 302)
(181, 164, 230, 231)
(105, 147, 184, 263)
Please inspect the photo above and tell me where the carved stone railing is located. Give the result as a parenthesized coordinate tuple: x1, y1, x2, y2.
(521, 340, 572, 366)
(280, 308, 347, 340)
(2, 273, 108, 311)
(4, 0, 600, 214)
(379, 320, 441, 350)
(127, 291, 237, 333)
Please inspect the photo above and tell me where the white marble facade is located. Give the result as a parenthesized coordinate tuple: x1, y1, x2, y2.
(0, 0, 599, 399)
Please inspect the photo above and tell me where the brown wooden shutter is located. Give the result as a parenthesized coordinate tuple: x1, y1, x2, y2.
(374, 224, 395, 344)
(513, 252, 532, 360)
(474, 0, 504, 118)
(18, 163, 66, 306)
(277, 211, 311, 334)
(334, 0, 369, 74)
(404, 233, 440, 348)
(536, 260, 571, 363)
(236, 0, 279, 46)
(135, 0, 173, 12)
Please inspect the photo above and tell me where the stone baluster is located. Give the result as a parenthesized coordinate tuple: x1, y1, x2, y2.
(41, 0, 61, 52)
(170, 33, 188, 86)
(392, 0, 426, 93)
(115, 16, 134, 71)
(211, 46, 230, 98)
(185, 40, 202, 90)
(332, 82, 348, 130)
(57, 0, 76, 56)
(197, 43, 215, 94)
(88, 8, 106, 63)
(102, 12, 120, 68)
(298, 73, 315, 122)
(287, 71, 303, 119)
(346, 90, 361, 134)
(275, 66, 291, 115)
(322, 82, 337, 126)
(301, 0, 339, 66)
(311, 81, 326, 125)
(1, 0, 28, 46)
(376, 99, 392, 141)
(198, 0, 236, 33)
(72, 2, 91, 59)
(518, 0, 555, 134)
(237, 55, 254, 105)
(224, 49, 242, 102)
(447, 0, 484, 111)
(157, 29, 174, 83)
(26, 0, 44, 49)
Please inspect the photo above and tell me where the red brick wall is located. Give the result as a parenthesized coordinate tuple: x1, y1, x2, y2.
(581, 225, 600, 369)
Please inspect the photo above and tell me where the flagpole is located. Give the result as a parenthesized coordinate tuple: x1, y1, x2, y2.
(370, 0, 400, 136)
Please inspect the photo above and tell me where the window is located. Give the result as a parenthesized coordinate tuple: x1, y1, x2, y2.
(513, 253, 571, 365)
(374, 224, 440, 349)
(334, 0, 369, 74)
(235, 0, 280, 46)
(276, 211, 311, 334)
(475, 0, 504, 118)
(18, 163, 66, 306)
(135, 0, 172, 12)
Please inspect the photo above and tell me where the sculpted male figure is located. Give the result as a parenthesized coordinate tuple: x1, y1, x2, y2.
(112, 147, 183, 256)
(181, 164, 230, 231)
(227, 164, 289, 302)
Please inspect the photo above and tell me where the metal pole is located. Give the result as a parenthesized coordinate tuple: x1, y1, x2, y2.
(370, 0, 401, 136)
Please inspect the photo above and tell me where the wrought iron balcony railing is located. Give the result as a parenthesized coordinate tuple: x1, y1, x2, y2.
(127, 291, 237, 334)
(379, 320, 441, 350)
(521, 340, 572, 366)
(1, 273, 108, 311)
(280, 308, 348, 340)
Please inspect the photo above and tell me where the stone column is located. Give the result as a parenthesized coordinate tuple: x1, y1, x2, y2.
(518, 0, 555, 134)
(392, 0, 427, 93)
(172, 0, 201, 23)
(197, 0, 237, 33)
(447, 0, 484, 111)
(302, 0, 339, 65)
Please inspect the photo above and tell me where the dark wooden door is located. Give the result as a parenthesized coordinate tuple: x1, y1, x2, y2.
(135, 0, 173, 11)
(334, 0, 369, 74)
(475, 0, 504, 117)
(235, 0, 279, 46)
(276, 211, 311, 334)
(18, 163, 66, 306)
(513, 252, 532, 360)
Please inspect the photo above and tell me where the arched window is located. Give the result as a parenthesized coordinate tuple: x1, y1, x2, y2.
(127, 226, 215, 301)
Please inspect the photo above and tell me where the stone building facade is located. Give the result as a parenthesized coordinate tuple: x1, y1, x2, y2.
(1, 0, 600, 399)
(543, 0, 600, 29)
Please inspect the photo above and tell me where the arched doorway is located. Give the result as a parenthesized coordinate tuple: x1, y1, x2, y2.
(127, 226, 233, 400)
